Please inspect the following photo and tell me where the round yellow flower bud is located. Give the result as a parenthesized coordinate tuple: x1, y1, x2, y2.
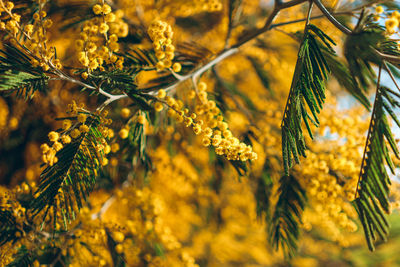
(137, 115, 146, 124)
(48, 131, 59, 142)
(113, 232, 125, 243)
(157, 89, 166, 99)
(102, 4, 112, 14)
(198, 82, 207, 91)
(172, 62, 182, 72)
(120, 108, 131, 119)
(154, 102, 163, 112)
(115, 244, 123, 254)
(375, 6, 384, 14)
(111, 143, 120, 152)
(70, 129, 81, 139)
(202, 137, 211, 146)
(77, 113, 87, 123)
(40, 143, 50, 153)
(119, 128, 129, 139)
(93, 4, 102, 15)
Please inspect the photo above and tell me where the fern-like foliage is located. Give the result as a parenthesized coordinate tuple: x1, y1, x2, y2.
(6, 245, 33, 267)
(128, 120, 150, 167)
(354, 87, 400, 251)
(344, 15, 400, 90)
(0, 45, 49, 99)
(228, 0, 242, 30)
(255, 162, 273, 221)
(121, 48, 158, 73)
(281, 24, 335, 174)
(175, 42, 212, 68)
(85, 69, 137, 96)
(106, 228, 126, 267)
(0, 208, 21, 245)
(226, 0, 242, 46)
(269, 175, 307, 258)
(321, 41, 370, 109)
(30, 114, 106, 229)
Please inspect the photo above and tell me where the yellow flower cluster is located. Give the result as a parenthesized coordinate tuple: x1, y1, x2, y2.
(0, 1, 60, 71)
(295, 103, 371, 245)
(59, 186, 199, 267)
(374, 6, 400, 35)
(158, 0, 223, 17)
(0, 1, 20, 36)
(0, 185, 32, 266)
(299, 151, 358, 236)
(148, 20, 181, 72)
(77, 2, 128, 74)
(40, 101, 112, 166)
(149, 147, 278, 266)
(194, 82, 257, 161)
(154, 84, 256, 162)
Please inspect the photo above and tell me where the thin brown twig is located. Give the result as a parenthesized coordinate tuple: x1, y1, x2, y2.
(383, 61, 400, 93)
(313, 0, 352, 35)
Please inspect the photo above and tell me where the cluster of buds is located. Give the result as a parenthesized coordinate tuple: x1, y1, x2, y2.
(118, 112, 146, 140)
(40, 131, 64, 166)
(40, 101, 112, 166)
(155, 86, 257, 162)
(77, 2, 128, 76)
(0, 1, 61, 70)
(193, 82, 257, 161)
(0, 1, 20, 36)
(168, 0, 223, 17)
(374, 6, 400, 35)
(157, 91, 203, 135)
(148, 20, 181, 72)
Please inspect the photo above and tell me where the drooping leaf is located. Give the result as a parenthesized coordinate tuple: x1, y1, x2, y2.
(269, 175, 307, 258)
(0, 208, 22, 245)
(6, 245, 33, 267)
(30, 114, 107, 229)
(106, 228, 126, 267)
(85, 69, 137, 95)
(281, 24, 334, 174)
(354, 90, 400, 251)
(321, 41, 370, 109)
(255, 162, 274, 221)
(121, 48, 158, 73)
(0, 45, 49, 99)
(344, 15, 400, 90)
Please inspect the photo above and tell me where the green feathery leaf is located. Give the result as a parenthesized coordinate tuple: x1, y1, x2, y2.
(0, 45, 49, 99)
(121, 117, 152, 171)
(226, 0, 242, 46)
(320, 41, 370, 109)
(0, 208, 22, 245)
(121, 48, 158, 73)
(228, 0, 242, 28)
(354, 89, 400, 251)
(85, 69, 137, 95)
(344, 15, 400, 90)
(106, 228, 126, 267)
(30, 114, 107, 229)
(281, 24, 334, 175)
(269, 175, 307, 258)
(255, 162, 274, 222)
(175, 42, 213, 68)
(6, 245, 33, 267)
